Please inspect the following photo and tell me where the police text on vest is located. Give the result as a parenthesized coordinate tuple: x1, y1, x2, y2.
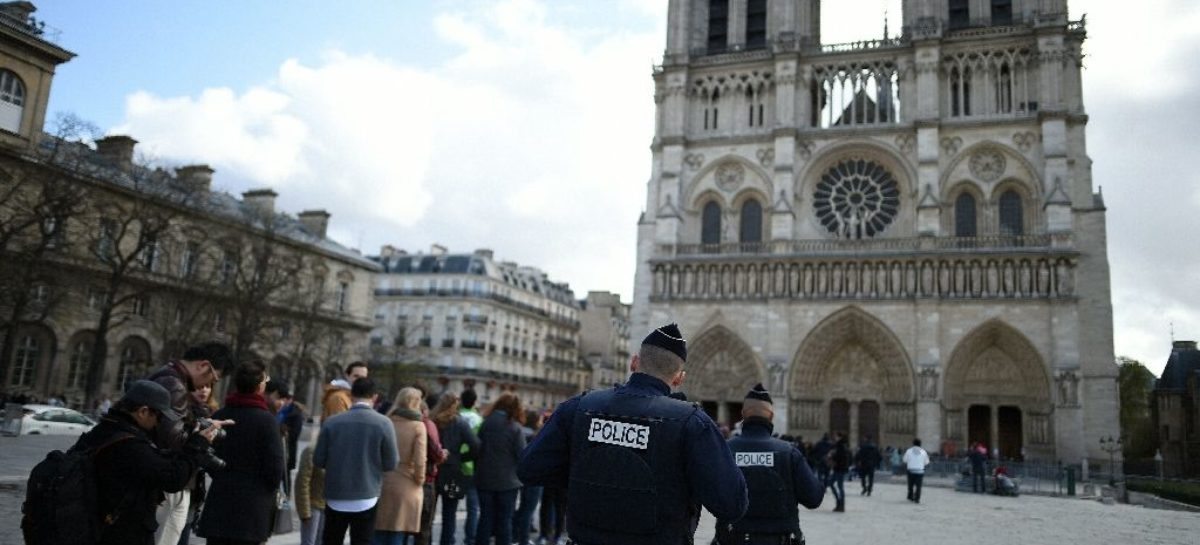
(735, 452, 775, 467)
(587, 418, 650, 450)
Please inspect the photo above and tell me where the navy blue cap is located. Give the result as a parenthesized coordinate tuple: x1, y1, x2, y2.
(642, 323, 687, 362)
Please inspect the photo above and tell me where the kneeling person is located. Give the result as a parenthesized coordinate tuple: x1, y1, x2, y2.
(716, 384, 824, 545)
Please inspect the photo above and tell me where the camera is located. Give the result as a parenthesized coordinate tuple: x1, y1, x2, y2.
(193, 418, 227, 471)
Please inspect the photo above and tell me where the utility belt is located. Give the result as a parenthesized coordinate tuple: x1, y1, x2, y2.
(715, 529, 805, 545)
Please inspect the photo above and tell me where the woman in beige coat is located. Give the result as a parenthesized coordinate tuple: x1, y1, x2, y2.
(374, 387, 428, 544)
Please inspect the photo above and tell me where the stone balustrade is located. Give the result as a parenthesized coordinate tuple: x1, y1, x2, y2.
(649, 237, 1078, 301)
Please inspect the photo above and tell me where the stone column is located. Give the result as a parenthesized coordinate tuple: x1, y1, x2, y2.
(990, 405, 1000, 457)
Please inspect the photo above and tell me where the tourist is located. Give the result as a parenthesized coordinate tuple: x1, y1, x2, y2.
(828, 432, 850, 512)
(375, 387, 428, 545)
(146, 342, 234, 545)
(968, 442, 988, 493)
(511, 409, 544, 545)
(458, 388, 484, 544)
(417, 394, 448, 545)
(473, 392, 527, 545)
(855, 436, 881, 496)
(178, 383, 217, 545)
(296, 425, 327, 545)
(431, 392, 480, 545)
(315, 377, 399, 545)
(903, 438, 931, 503)
(195, 361, 287, 545)
(322, 361, 369, 421)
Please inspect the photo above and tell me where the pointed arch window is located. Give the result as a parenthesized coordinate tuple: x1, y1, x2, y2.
(991, 0, 1013, 26)
(10, 334, 39, 388)
(739, 199, 763, 244)
(701, 201, 722, 246)
(955, 193, 978, 237)
(0, 70, 25, 133)
(998, 190, 1024, 236)
(949, 0, 970, 30)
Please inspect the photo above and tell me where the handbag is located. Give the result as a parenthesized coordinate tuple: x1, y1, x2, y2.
(273, 486, 295, 534)
(436, 462, 469, 500)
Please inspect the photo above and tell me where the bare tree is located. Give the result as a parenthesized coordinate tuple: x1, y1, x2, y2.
(75, 152, 209, 408)
(0, 114, 97, 389)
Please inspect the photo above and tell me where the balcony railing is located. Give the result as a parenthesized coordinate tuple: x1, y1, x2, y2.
(657, 234, 1070, 259)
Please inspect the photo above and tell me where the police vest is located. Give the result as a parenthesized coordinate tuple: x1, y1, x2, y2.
(567, 386, 698, 545)
(725, 435, 799, 535)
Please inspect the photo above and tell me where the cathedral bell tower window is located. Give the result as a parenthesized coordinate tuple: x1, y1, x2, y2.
(707, 0, 729, 54)
(991, 0, 1014, 26)
(949, 0, 970, 30)
(998, 190, 1023, 236)
(739, 199, 763, 244)
(701, 201, 722, 247)
(955, 193, 978, 237)
(745, 0, 767, 50)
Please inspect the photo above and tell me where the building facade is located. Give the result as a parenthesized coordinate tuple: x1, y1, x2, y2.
(630, 0, 1118, 462)
(369, 246, 589, 410)
(579, 291, 632, 390)
(0, 3, 378, 410)
(1154, 340, 1200, 477)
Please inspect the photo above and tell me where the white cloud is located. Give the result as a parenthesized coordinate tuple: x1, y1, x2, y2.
(110, 0, 662, 300)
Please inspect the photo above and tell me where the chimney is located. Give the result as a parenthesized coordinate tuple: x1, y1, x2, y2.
(0, 2, 37, 24)
(474, 248, 494, 259)
(175, 164, 214, 192)
(95, 135, 137, 172)
(380, 245, 397, 258)
(242, 188, 278, 217)
(298, 210, 330, 239)
(430, 244, 447, 256)
(1174, 340, 1198, 353)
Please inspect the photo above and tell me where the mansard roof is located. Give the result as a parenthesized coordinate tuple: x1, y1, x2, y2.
(1157, 341, 1200, 392)
(31, 135, 379, 271)
(371, 249, 578, 306)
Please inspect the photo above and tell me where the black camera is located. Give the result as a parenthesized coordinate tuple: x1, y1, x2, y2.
(194, 418, 227, 471)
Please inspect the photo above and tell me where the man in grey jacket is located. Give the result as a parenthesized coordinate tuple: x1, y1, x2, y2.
(314, 377, 399, 545)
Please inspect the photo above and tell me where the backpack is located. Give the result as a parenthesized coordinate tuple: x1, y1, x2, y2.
(20, 433, 133, 545)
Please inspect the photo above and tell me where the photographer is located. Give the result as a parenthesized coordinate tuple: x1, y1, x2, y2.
(147, 342, 234, 545)
(81, 380, 221, 545)
(197, 360, 286, 545)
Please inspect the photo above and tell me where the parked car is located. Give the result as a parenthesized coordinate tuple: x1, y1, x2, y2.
(19, 405, 97, 436)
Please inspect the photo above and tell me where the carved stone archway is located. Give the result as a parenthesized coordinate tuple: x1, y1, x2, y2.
(683, 325, 766, 426)
(943, 320, 1053, 460)
(788, 307, 915, 445)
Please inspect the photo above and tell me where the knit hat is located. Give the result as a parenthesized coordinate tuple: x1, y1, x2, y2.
(641, 323, 687, 362)
(743, 383, 774, 417)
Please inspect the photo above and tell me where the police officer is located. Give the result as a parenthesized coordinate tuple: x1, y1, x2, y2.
(716, 384, 823, 545)
(517, 323, 748, 545)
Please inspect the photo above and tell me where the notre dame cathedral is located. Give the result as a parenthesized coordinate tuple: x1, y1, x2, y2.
(629, 0, 1117, 464)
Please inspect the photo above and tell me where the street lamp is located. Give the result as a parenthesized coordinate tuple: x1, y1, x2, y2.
(1099, 436, 1123, 487)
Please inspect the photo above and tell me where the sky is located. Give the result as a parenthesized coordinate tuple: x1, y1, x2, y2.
(32, 0, 1200, 376)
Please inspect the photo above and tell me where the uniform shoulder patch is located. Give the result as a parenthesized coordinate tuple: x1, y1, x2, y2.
(587, 418, 650, 450)
(735, 451, 775, 467)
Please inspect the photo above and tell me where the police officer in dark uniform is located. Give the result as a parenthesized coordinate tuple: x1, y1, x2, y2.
(716, 384, 823, 545)
(517, 323, 748, 545)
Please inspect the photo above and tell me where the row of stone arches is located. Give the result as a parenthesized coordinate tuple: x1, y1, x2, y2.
(681, 307, 1054, 459)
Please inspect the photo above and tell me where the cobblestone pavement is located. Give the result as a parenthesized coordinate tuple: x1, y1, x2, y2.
(3, 433, 1198, 545)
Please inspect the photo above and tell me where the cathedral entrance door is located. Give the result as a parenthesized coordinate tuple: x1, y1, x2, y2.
(998, 406, 1023, 460)
(830, 399, 850, 436)
(968, 405, 991, 452)
(726, 401, 743, 427)
(858, 400, 880, 443)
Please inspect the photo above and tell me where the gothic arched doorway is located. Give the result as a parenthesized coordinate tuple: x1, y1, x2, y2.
(682, 325, 765, 428)
(944, 320, 1053, 461)
(788, 307, 915, 448)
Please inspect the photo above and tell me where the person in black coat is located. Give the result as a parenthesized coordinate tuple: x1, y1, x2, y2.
(197, 361, 286, 545)
(854, 436, 882, 496)
(74, 380, 216, 545)
(472, 393, 527, 545)
(828, 433, 851, 512)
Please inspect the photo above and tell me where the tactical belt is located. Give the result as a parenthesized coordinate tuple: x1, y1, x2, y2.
(716, 531, 804, 545)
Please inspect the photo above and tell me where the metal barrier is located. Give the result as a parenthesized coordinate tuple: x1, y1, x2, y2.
(924, 457, 1079, 496)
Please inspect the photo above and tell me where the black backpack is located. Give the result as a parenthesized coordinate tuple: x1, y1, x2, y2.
(21, 432, 133, 545)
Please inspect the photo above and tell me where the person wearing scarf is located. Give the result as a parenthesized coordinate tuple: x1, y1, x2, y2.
(196, 361, 286, 545)
(374, 387, 429, 545)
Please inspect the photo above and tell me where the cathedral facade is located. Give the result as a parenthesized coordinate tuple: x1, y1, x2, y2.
(630, 0, 1118, 463)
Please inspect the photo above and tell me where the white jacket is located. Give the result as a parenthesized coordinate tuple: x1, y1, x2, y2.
(903, 446, 930, 473)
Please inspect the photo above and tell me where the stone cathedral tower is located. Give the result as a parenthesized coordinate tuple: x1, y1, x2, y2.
(630, 0, 1117, 463)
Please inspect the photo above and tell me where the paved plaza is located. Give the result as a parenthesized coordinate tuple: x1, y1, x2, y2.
(3, 435, 1198, 545)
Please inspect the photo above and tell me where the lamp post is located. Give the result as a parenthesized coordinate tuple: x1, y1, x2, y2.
(1099, 436, 1123, 487)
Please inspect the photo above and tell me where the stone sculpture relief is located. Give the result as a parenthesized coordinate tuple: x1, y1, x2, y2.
(918, 367, 940, 400)
(716, 161, 745, 192)
(969, 148, 1007, 181)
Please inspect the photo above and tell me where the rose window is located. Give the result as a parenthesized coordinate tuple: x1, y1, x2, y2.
(813, 159, 900, 239)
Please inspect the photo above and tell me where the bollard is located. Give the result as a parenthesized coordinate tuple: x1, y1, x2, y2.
(1066, 467, 1076, 496)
